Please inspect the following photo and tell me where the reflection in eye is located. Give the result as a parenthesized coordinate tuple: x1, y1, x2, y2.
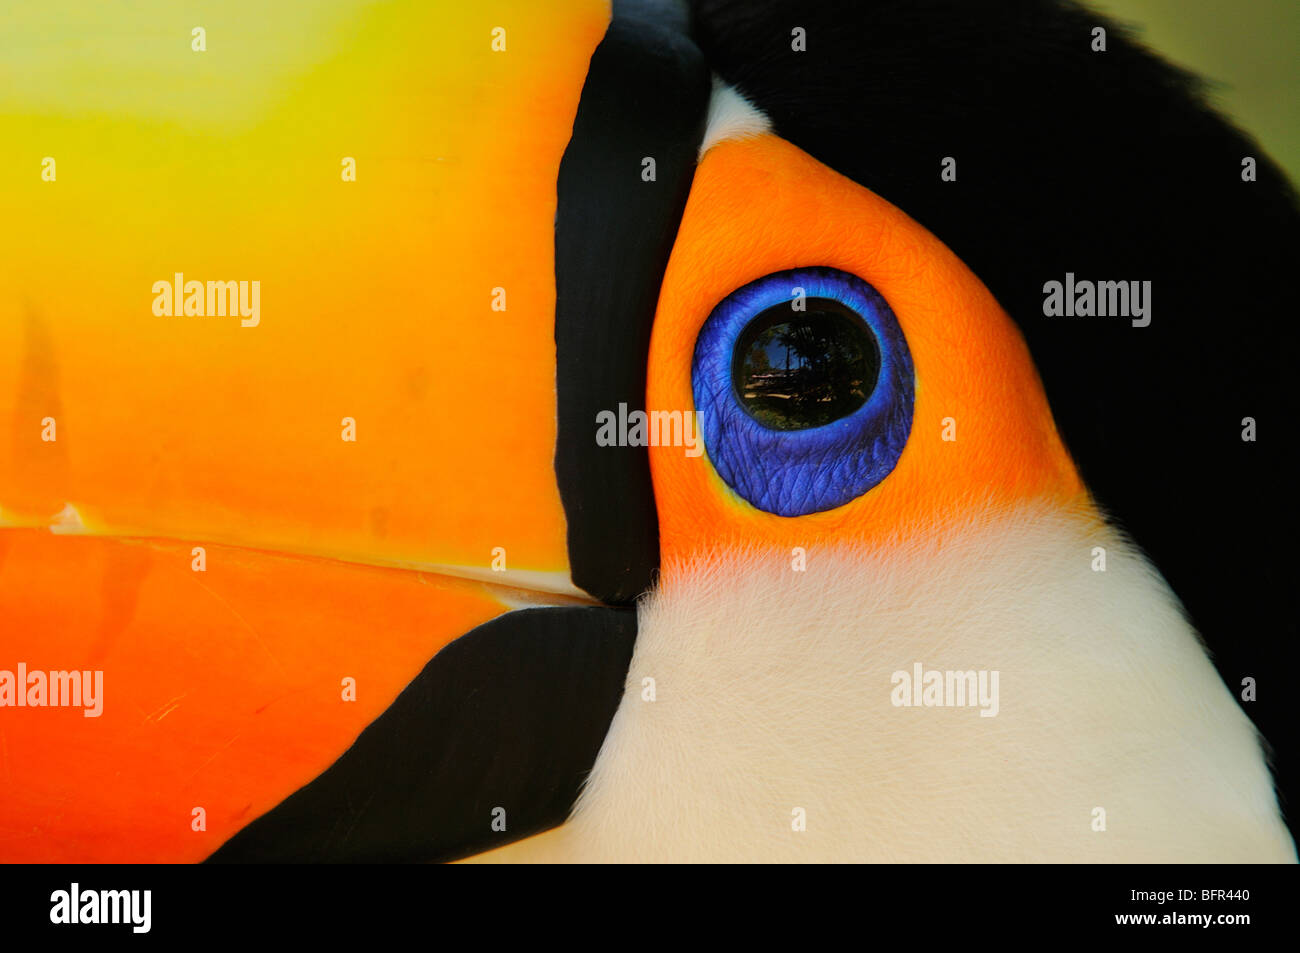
(732, 300, 880, 431)
(691, 266, 914, 517)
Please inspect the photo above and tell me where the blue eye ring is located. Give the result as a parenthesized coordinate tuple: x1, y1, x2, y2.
(691, 266, 915, 517)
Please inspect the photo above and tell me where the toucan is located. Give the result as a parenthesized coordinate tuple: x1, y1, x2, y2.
(0, 0, 1295, 862)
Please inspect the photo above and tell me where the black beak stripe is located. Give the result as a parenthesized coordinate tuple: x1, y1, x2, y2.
(554, 0, 710, 606)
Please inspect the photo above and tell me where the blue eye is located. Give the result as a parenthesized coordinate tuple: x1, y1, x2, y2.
(691, 266, 915, 517)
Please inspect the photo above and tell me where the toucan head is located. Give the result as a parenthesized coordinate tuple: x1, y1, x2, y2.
(1, 0, 1294, 862)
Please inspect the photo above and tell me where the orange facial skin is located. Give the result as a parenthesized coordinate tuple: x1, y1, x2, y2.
(646, 134, 1088, 564)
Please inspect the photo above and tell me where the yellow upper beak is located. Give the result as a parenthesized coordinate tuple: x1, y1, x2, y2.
(0, 0, 612, 594)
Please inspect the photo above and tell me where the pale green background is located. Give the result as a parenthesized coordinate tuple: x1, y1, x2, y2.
(1091, 0, 1299, 184)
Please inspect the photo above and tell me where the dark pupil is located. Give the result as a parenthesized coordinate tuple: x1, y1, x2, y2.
(732, 299, 880, 431)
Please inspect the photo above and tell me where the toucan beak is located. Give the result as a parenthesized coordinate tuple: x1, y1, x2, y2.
(0, 1, 644, 862)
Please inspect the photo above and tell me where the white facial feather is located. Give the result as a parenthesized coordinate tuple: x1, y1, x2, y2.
(698, 78, 772, 158)
(469, 499, 1294, 862)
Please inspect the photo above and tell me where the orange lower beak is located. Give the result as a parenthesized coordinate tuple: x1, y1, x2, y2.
(0, 529, 516, 862)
